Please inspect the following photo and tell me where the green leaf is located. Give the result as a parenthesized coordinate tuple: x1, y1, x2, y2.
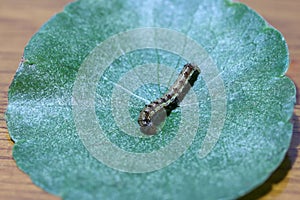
(6, 0, 296, 199)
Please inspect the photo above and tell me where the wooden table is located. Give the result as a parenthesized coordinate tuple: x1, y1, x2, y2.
(0, 0, 299, 199)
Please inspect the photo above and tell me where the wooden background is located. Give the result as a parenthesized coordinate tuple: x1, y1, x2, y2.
(0, 0, 299, 199)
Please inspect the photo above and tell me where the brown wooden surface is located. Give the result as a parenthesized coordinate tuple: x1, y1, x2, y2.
(0, 0, 299, 199)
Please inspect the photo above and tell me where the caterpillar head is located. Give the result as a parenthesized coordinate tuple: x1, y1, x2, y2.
(140, 123, 157, 135)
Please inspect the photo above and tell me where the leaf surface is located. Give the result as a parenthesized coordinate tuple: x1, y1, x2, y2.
(6, 0, 296, 199)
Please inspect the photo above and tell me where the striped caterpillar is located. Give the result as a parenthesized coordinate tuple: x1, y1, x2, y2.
(138, 63, 201, 135)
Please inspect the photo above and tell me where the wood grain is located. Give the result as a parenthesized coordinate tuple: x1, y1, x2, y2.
(0, 0, 299, 199)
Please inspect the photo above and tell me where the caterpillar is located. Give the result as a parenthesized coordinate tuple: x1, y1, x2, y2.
(138, 63, 201, 135)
